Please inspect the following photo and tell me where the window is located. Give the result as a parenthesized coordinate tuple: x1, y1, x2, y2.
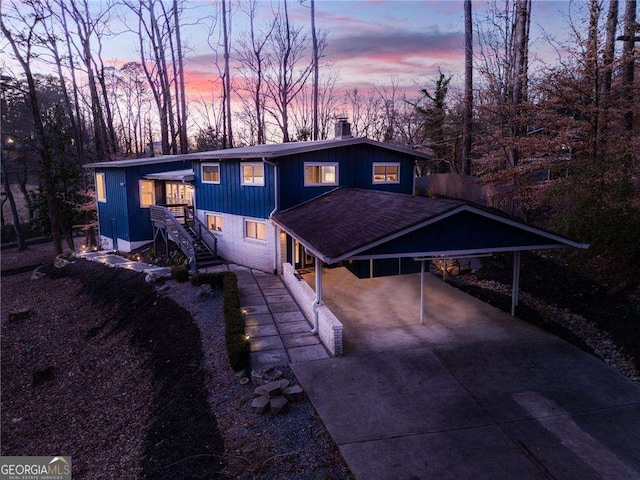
(139, 180, 155, 207)
(304, 163, 338, 186)
(206, 213, 223, 232)
(372, 163, 400, 184)
(202, 163, 220, 184)
(241, 162, 264, 186)
(166, 182, 193, 206)
(245, 219, 267, 241)
(96, 172, 106, 202)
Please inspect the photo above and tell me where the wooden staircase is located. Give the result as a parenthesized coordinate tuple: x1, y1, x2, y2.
(150, 205, 222, 272)
(184, 224, 221, 268)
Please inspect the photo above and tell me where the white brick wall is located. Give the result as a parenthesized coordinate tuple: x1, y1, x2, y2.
(197, 210, 276, 273)
(99, 235, 147, 252)
(282, 262, 344, 356)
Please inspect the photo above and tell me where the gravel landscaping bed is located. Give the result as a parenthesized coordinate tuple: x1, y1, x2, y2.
(162, 280, 352, 479)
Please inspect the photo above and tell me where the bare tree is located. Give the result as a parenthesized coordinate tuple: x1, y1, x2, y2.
(62, 0, 115, 161)
(476, 0, 532, 168)
(221, 0, 233, 148)
(620, 0, 637, 132)
(0, 3, 64, 253)
(345, 88, 382, 139)
(462, 0, 473, 175)
(316, 71, 342, 139)
(598, 0, 619, 148)
(310, 0, 320, 140)
(235, 0, 275, 145)
(264, 0, 319, 142)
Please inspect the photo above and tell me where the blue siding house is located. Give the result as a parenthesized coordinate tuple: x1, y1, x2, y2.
(86, 122, 428, 272)
(86, 121, 589, 356)
(86, 121, 586, 277)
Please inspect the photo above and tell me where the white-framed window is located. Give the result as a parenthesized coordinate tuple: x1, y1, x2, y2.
(139, 179, 155, 207)
(206, 213, 223, 232)
(245, 219, 267, 241)
(202, 163, 220, 184)
(372, 162, 400, 184)
(241, 162, 264, 186)
(304, 162, 338, 186)
(96, 172, 106, 203)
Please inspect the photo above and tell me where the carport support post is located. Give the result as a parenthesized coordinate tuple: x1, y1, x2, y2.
(420, 260, 425, 324)
(511, 251, 521, 316)
(311, 255, 323, 334)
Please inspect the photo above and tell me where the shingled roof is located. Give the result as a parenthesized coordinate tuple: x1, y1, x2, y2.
(272, 188, 464, 260)
(271, 188, 588, 263)
(84, 137, 432, 168)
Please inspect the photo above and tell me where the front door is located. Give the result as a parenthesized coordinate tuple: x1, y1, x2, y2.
(293, 239, 315, 270)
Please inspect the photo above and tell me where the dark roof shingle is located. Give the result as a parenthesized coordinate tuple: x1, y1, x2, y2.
(272, 188, 464, 259)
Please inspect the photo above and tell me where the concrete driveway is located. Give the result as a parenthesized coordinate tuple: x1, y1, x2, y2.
(293, 268, 640, 479)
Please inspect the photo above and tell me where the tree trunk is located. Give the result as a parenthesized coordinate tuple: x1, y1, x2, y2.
(587, 0, 601, 157)
(508, 0, 531, 168)
(311, 0, 319, 141)
(622, 0, 637, 132)
(462, 0, 473, 175)
(174, 0, 189, 153)
(222, 0, 234, 148)
(153, 3, 177, 154)
(59, 4, 87, 169)
(0, 19, 63, 254)
(1, 153, 25, 251)
(598, 0, 619, 150)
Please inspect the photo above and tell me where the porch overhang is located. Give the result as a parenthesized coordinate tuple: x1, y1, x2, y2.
(143, 169, 194, 182)
(272, 187, 588, 319)
(271, 188, 589, 265)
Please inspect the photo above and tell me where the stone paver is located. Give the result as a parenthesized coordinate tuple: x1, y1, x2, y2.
(231, 265, 329, 370)
(273, 311, 307, 323)
(265, 294, 295, 304)
(288, 344, 329, 363)
(250, 335, 284, 352)
(251, 349, 288, 368)
(244, 314, 275, 327)
(245, 324, 279, 338)
(262, 288, 289, 296)
(240, 295, 266, 306)
(277, 320, 313, 335)
(282, 333, 320, 348)
(268, 302, 300, 314)
(241, 304, 270, 315)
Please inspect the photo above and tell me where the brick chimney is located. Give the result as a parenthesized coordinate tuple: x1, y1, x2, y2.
(334, 117, 352, 139)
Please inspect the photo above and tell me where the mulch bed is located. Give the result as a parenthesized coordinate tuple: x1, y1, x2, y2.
(1, 260, 223, 479)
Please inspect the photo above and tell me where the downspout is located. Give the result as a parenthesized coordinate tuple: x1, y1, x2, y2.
(412, 161, 417, 196)
(311, 255, 322, 334)
(264, 158, 279, 275)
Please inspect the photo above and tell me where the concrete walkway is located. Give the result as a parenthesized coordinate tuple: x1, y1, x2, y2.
(80, 253, 328, 368)
(77, 250, 172, 275)
(204, 263, 329, 368)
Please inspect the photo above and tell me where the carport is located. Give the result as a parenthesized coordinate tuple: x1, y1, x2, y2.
(272, 188, 588, 349)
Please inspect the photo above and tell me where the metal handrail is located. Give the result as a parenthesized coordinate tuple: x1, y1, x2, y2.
(184, 207, 218, 258)
(150, 205, 196, 270)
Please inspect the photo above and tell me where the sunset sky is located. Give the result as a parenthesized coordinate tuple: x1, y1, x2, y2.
(100, 0, 575, 99)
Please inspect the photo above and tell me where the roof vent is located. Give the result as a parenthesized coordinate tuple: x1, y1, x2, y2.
(334, 117, 352, 139)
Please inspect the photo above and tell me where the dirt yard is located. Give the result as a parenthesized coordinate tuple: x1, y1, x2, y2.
(1, 244, 352, 479)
